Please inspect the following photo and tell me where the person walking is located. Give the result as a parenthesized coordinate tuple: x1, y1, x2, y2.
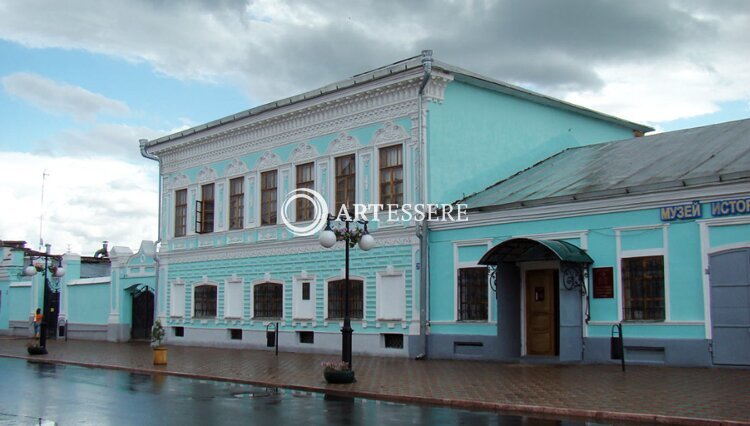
(33, 308, 42, 339)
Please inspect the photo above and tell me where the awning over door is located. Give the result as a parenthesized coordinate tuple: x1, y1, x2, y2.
(478, 238, 593, 265)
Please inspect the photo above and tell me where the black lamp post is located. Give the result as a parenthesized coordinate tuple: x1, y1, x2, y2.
(23, 243, 65, 354)
(319, 214, 375, 370)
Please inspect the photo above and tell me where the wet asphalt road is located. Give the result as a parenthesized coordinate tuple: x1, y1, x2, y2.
(0, 357, 609, 425)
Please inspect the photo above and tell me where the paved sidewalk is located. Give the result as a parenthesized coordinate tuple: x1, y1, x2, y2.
(1, 337, 748, 425)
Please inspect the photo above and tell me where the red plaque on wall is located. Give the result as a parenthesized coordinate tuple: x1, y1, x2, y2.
(593, 267, 614, 299)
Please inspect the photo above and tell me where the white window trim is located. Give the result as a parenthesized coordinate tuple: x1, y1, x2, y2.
(324, 274, 367, 322)
(223, 276, 244, 319)
(292, 273, 316, 320)
(191, 279, 218, 320)
(169, 279, 185, 318)
(172, 186, 190, 239)
(452, 239, 493, 322)
(375, 267, 405, 321)
(615, 224, 670, 323)
(699, 215, 750, 339)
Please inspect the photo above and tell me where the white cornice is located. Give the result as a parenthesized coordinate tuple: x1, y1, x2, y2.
(431, 182, 750, 231)
(154, 73, 451, 174)
(159, 228, 419, 264)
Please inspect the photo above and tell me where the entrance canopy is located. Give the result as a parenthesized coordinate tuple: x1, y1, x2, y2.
(478, 238, 593, 265)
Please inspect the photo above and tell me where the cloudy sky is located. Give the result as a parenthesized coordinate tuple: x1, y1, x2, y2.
(1, 0, 748, 255)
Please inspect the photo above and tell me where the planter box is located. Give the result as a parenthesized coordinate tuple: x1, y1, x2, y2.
(153, 347, 167, 365)
(324, 369, 355, 384)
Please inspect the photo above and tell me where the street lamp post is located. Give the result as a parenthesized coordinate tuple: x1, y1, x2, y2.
(319, 214, 375, 371)
(23, 243, 65, 354)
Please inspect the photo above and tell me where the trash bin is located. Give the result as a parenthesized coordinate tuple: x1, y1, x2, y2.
(610, 323, 623, 360)
(266, 331, 276, 347)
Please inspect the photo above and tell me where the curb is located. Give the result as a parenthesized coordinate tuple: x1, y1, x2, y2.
(2, 353, 748, 426)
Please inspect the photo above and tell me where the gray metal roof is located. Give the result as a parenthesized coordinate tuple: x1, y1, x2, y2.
(144, 53, 651, 148)
(462, 118, 750, 211)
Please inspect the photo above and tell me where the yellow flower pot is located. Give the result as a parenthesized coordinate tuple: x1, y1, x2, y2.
(153, 347, 167, 365)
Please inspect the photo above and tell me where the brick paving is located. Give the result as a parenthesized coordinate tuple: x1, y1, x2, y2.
(1, 337, 748, 425)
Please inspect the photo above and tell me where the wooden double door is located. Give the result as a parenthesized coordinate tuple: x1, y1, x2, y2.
(525, 269, 558, 356)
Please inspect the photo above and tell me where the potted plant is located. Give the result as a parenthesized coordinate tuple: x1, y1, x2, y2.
(151, 320, 167, 365)
(321, 361, 355, 384)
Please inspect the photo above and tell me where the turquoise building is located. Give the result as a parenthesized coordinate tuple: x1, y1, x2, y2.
(139, 51, 649, 358)
(428, 119, 750, 366)
(0, 241, 156, 342)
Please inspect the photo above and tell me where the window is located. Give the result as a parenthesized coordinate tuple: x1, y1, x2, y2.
(299, 331, 314, 344)
(229, 329, 242, 340)
(379, 145, 403, 207)
(383, 333, 404, 349)
(296, 162, 315, 221)
(302, 282, 310, 301)
(173, 327, 184, 337)
(174, 189, 187, 237)
(327, 279, 363, 319)
(229, 177, 244, 230)
(458, 267, 488, 321)
(261, 170, 277, 225)
(197, 183, 215, 233)
(254, 282, 283, 319)
(622, 256, 665, 321)
(194, 285, 217, 318)
(335, 155, 356, 214)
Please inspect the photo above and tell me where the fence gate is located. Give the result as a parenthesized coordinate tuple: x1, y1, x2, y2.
(131, 287, 154, 340)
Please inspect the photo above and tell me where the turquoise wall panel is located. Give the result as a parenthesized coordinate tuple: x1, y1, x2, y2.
(67, 284, 110, 324)
(0, 283, 7, 329)
(167, 244, 414, 332)
(427, 81, 633, 204)
(430, 206, 708, 339)
(587, 324, 705, 339)
(709, 223, 750, 248)
(8, 286, 30, 322)
(430, 323, 496, 336)
(457, 245, 487, 263)
(621, 227, 663, 251)
(667, 222, 704, 320)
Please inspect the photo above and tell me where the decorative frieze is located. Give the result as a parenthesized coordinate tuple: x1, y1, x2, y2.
(256, 151, 281, 170)
(372, 121, 410, 146)
(327, 132, 361, 154)
(225, 158, 248, 177)
(197, 166, 218, 183)
(289, 142, 318, 163)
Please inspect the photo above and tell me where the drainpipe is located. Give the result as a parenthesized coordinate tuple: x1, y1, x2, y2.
(416, 50, 432, 360)
(140, 139, 162, 327)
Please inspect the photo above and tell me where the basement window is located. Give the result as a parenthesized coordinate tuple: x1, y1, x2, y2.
(173, 326, 184, 337)
(383, 333, 403, 349)
(229, 329, 242, 340)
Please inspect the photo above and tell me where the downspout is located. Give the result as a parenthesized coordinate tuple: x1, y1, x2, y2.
(140, 139, 162, 326)
(416, 50, 432, 359)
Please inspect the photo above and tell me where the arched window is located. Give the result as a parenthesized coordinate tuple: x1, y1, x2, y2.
(254, 282, 283, 319)
(327, 279, 363, 319)
(194, 284, 217, 318)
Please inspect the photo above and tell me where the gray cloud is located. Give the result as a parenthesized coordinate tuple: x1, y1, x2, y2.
(1, 73, 130, 121)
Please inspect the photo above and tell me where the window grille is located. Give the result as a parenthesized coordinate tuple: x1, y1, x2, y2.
(622, 256, 665, 321)
(458, 267, 488, 321)
(327, 279, 363, 319)
(254, 282, 283, 319)
(194, 285, 217, 318)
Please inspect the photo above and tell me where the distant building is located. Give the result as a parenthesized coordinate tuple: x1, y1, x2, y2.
(429, 119, 750, 366)
(0, 240, 156, 342)
(139, 51, 649, 357)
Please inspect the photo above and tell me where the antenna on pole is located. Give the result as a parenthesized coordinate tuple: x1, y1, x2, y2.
(39, 170, 49, 250)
